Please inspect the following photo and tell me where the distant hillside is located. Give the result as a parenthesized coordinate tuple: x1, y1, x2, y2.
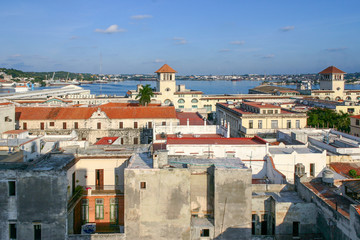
(0, 68, 97, 82)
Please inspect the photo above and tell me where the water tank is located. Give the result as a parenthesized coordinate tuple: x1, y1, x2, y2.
(322, 169, 334, 185)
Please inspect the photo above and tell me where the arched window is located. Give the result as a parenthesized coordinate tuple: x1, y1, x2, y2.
(346, 96, 352, 101)
(164, 99, 171, 105)
(335, 96, 341, 101)
(325, 97, 330, 100)
(178, 99, 185, 103)
(357, 96, 360, 100)
(191, 99, 198, 103)
(165, 88, 171, 92)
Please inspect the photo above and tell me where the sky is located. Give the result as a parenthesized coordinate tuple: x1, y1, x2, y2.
(0, 0, 360, 75)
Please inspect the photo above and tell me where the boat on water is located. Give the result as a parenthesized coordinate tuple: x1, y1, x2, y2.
(48, 80, 80, 86)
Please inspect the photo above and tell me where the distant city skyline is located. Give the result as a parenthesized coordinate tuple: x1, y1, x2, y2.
(1, 0, 360, 75)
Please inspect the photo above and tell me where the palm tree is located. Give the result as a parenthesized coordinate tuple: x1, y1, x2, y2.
(136, 84, 154, 106)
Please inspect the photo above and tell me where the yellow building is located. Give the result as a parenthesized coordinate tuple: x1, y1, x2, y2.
(216, 101, 308, 137)
(350, 115, 360, 137)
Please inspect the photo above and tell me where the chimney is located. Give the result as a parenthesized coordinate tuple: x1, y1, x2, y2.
(153, 150, 169, 169)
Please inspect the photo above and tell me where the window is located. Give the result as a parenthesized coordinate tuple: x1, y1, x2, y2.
(148, 122, 152, 129)
(9, 223, 16, 239)
(40, 122, 44, 130)
(179, 94, 184, 97)
(275, 110, 278, 114)
(162, 121, 166, 126)
(268, 110, 273, 114)
(296, 120, 300, 128)
(348, 108, 355, 113)
(357, 119, 360, 126)
(165, 88, 171, 92)
(249, 120, 253, 129)
(178, 99, 185, 103)
(95, 199, 104, 219)
(74, 122, 79, 129)
(5, 116, 11, 122)
(271, 120, 278, 129)
(179, 105, 184, 109)
(63, 122, 67, 129)
(258, 120, 262, 129)
(287, 120, 291, 128)
(192, 105, 198, 108)
(293, 222, 299, 237)
(49, 122, 54, 127)
(204, 105, 212, 112)
(119, 122, 123, 129)
(31, 143, 36, 153)
(82, 199, 89, 223)
(9, 181, 16, 196)
(164, 99, 171, 105)
(110, 198, 119, 223)
(97, 122, 101, 129)
(310, 163, 315, 177)
(134, 137, 139, 144)
(191, 99, 198, 103)
(95, 169, 104, 190)
(134, 122, 138, 129)
(192, 94, 198, 97)
(121, 138, 124, 144)
(200, 229, 209, 237)
(23, 122, 27, 130)
(34, 225, 41, 240)
(140, 182, 146, 189)
(262, 110, 266, 114)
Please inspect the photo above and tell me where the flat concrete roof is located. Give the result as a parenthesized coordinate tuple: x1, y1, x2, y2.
(269, 147, 322, 155)
(169, 157, 247, 169)
(253, 191, 304, 203)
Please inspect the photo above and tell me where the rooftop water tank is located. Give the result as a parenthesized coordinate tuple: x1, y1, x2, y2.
(322, 169, 334, 185)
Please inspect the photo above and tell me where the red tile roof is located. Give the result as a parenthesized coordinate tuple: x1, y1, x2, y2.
(319, 66, 346, 74)
(330, 162, 360, 178)
(94, 137, 118, 145)
(16, 106, 177, 120)
(156, 133, 222, 140)
(167, 136, 267, 145)
(350, 115, 360, 119)
(0, 102, 13, 106)
(155, 64, 177, 73)
(101, 102, 161, 107)
(176, 112, 205, 125)
(3, 130, 27, 134)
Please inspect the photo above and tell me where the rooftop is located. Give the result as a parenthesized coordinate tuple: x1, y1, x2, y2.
(269, 147, 322, 155)
(3, 130, 28, 134)
(319, 66, 346, 74)
(176, 112, 206, 125)
(155, 64, 177, 73)
(166, 136, 267, 145)
(330, 162, 360, 178)
(253, 191, 304, 203)
(94, 137, 119, 145)
(244, 101, 281, 109)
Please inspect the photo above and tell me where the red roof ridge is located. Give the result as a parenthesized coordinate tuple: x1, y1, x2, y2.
(319, 66, 346, 74)
(155, 64, 177, 73)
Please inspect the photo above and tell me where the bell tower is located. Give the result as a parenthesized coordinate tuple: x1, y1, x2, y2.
(319, 66, 345, 96)
(155, 64, 177, 105)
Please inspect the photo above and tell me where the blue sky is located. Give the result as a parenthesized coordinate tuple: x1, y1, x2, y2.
(1, 0, 359, 75)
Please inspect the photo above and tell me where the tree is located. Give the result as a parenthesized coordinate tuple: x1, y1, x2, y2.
(136, 84, 154, 106)
(307, 108, 351, 133)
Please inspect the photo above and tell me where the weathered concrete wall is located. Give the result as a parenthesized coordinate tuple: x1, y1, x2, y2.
(275, 202, 319, 240)
(190, 171, 213, 217)
(214, 168, 252, 239)
(0, 103, 15, 134)
(350, 205, 360, 240)
(68, 234, 125, 240)
(0, 169, 68, 240)
(251, 195, 274, 236)
(295, 176, 352, 240)
(125, 168, 191, 240)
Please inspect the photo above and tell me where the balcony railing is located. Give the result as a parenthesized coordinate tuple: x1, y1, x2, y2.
(67, 186, 84, 213)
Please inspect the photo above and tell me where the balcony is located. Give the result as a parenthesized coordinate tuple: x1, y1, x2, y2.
(85, 185, 123, 195)
(68, 186, 84, 213)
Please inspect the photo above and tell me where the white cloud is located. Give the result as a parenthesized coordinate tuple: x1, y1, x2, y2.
(153, 59, 165, 63)
(230, 40, 245, 45)
(95, 25, 126, 34)
(262, 54, 275, 59)
(280, 26, 295, 32)
(172, 37, 187, 45)
(131, 15, 153, 20)
(325, 47, 347, 52)
(219, 49, 231, 52)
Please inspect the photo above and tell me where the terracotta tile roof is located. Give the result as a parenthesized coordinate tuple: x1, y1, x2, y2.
(0, 102, 13, 106)
(303, 180, 352, 218)
(176, 112, 205, 125)
(16, 106, 177, 120)
(319, 66, 346, 74)
(330, 162, 360, 178)
(156, 133, 222, 140)
(94, 137, 118, 145)
(154, 64, 177, 73)
(350, 115, 360, 119)
(3, 130, 27, 134)
(167, 136, 267, 145)
(101, 102, 161, 107)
